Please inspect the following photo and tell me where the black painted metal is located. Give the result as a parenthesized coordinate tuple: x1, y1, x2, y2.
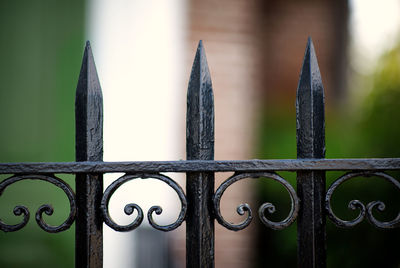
(75, 41, 103, 268)
(0, 158, 399, 174)
(326, 171, 400, 229)
(101, 173, 187, 232)
(296, 38, 326, 268)
(0, 174, 76, 233)
(213, 172, 299, 231)
(186, 40, 215, 268)
(0, 38, 399, 267)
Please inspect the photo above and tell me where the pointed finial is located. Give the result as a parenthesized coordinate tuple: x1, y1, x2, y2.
(76, 41, 102, 98)
(296, 37, 325, 158)
(75, 41, 103, 161)
(75, 41, 104, 266)
(297, 37, 323, 95)
(295, 38, 327, 267)
(188, 40, 211, 93)
(186, 40, 214, 160)
(185, 40, 215, 267)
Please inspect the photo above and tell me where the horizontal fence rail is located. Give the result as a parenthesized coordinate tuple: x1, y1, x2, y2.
(0, 158, 400, 173)
(1, 38, 399, 268)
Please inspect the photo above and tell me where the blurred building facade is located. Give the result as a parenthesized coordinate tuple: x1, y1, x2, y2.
(172, 0, 349, 267)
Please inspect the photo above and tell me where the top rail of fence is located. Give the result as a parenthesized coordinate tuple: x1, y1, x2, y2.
(0, 158, 399, 174)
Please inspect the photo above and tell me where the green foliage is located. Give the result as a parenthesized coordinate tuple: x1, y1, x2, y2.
(0, 1, 85, 267)
(255, 42, 400, 267)
(356, 43, 400, 157)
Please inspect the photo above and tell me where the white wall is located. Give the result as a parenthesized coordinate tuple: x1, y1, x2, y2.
(86, 1, 186, 266)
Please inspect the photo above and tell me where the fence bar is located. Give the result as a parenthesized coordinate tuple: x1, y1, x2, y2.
(75, 41, 103, 268)
(186, 41, 215, 268)
(1, 158, 400, 174)
(296, 38, 326, 268)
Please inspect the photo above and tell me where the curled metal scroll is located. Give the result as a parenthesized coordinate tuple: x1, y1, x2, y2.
(101, 173, 187, 232)
(213, 172, 299, 231)
(326, 171, 400, 229)
(0, 174, 76, 233)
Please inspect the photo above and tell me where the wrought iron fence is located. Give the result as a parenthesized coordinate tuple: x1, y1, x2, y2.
(0, 38, 399, 268)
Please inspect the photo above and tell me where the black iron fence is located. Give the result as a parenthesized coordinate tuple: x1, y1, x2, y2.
(1, 38, 399, 268)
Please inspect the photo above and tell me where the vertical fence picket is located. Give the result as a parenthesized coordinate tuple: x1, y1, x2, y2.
(296, 38, 326, 268)
(186, 41, 215, 268)
(75, 41, 104, 268)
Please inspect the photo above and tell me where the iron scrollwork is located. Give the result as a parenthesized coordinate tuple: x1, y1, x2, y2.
(0, 174, 76, 233)
(213, 172, 299, 231)
(325, 171, 400, 229)
(101, 173, 187, 232)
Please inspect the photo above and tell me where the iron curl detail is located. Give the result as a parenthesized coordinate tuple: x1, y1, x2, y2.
(101, 173, 187, 232)
(0, 174, 76, 233)
(213, 172, 299, 231)
(325, 171, 400, 229)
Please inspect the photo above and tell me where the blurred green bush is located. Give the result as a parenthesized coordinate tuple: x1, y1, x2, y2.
(0, 1, 85, 267)
(256, 42, 400, 267)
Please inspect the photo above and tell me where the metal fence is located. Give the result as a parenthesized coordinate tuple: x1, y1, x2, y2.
(1, 38, 399, 268)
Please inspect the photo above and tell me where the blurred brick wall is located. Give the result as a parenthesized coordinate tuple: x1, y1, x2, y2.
(170, 0, 348, 267)
(170, 0, 261, 267)
(258, 0, 348, 107)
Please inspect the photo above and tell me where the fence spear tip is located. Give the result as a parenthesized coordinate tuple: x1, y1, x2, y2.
(197, 40, 204, 51)
(296, 38, 325, 158)
(76, 41, 102, 97)
(297, 37, 323, 95)
(194, 40, 206, 66)
(187, 40, 214, 159)
(307, 36, 312, 45)
(189, 40, 212, 93)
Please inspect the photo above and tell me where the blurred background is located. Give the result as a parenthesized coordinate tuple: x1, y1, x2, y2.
(0, 0, 399, 267)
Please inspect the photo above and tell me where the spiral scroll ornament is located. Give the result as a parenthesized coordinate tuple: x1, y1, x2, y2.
(101, 173, 187, 232)
(213, 172, 299, 231)
(0, 174, 76, 233)
(325, 171, 400, 229)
